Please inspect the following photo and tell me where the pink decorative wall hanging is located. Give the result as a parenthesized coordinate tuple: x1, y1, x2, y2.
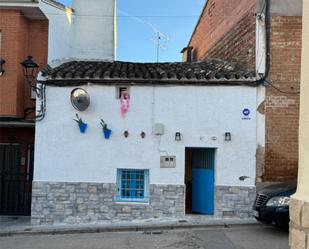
(120, 91, 130, 118)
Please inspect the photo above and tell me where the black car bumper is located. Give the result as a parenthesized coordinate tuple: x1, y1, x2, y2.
(253, 206, 290, 225)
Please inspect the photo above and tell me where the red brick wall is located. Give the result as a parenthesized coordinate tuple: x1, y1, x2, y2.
(189, 0, 256, 67)
(24, 20, 49, 113)
(188, 1, 301, 181)
(16, 13, 29, 117)
(202, 10, 256, 69)
(264, 16, 302, 181)
(0, 10, 21, 116)
(0, 10, 48, 118)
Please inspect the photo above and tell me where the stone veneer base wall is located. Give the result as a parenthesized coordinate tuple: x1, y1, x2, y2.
(31, 181, 185, 225)
(215, 186, 256, 218)
(31, 182, 256, 225)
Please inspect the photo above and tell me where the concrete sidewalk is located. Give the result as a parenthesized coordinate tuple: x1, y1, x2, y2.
(0, 224, 289, 249)
(0, 215, 258, 237)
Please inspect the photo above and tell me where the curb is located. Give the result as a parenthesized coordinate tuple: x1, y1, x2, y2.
(0, 219, 259, 237)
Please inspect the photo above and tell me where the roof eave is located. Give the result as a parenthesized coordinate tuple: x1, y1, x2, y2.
(0, 1, 39, 8)
(41, 0, 73, 12)
(38, 77, 260, 87)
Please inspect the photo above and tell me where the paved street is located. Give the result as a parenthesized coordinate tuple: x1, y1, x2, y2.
(0, 224, 288, 249)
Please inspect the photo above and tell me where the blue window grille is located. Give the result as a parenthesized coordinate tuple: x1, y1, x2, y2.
(116, 169, 149, 202)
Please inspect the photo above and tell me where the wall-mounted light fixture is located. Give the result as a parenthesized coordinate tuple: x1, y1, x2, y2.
(0, 58, 5, 76)
(21, 56, 39, 80)
(225, 132, 232, 141)
(175, 132, 182, 141)
(20, 55, 46, 121)
(20, 56, 41, 97)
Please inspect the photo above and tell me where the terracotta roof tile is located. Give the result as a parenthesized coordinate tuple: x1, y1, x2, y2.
(41, 59, 257, 86)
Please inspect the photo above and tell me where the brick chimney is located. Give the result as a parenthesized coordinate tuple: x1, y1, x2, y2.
(181, 46, 194, 62)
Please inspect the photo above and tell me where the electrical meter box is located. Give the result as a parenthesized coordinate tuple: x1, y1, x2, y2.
(160, 156, 176, 168)
(153, 123, 165, 135)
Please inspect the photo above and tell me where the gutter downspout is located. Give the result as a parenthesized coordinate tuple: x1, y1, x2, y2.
(256, 0, 270, 83)
(255, 0, 270, 182)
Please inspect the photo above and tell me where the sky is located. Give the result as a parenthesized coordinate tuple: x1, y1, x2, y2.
(59, 0, 206, 62)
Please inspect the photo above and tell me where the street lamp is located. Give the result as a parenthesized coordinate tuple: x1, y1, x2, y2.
(20, 55, 41, 97)
(20, 55, 46, 121)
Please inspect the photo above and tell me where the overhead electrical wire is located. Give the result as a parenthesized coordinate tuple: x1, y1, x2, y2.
(0, 13, 250, 19)
(264, 79, 300, 95)
(2, 0, 301, 96)
(0, 13, 203, 18)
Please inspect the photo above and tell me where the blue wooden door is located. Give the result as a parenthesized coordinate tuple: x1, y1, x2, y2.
(192, 148, 215, 215)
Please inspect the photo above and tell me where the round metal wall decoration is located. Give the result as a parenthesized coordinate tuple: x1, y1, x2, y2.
(70, 88, 90, 111)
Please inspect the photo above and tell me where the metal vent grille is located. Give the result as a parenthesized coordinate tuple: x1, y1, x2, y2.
(192, 148, 215, 169)
(254, 194, 269, 207)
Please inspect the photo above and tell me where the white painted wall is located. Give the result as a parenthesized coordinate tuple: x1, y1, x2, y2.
(70, 0, 115, 60)
(34, 85, 259, 187)
(39, 1, 72, 62)
(256, 86, 265, 148)
(39, 0, 115, 63)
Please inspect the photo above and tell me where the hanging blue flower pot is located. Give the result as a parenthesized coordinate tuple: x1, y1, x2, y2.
(103, 128, 112, 139)
(73, 114, 87, 134)
(78, 123, 87, 133)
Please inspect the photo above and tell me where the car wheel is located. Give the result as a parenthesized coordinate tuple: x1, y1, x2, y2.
(273, 219, 289, 229)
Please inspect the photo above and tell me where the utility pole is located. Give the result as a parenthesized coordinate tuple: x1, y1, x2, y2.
(157, 32, 160, 63)
(118, 9, 169, 63)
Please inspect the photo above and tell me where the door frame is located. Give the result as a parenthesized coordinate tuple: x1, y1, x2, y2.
(185, 147, 217, 214)
(0, 143, 34, 216)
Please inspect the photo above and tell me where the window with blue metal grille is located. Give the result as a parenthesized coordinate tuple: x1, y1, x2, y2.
(116, 169, 149, 202)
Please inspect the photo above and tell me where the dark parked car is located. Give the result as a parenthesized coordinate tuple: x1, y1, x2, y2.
(253, 181, 297, 226)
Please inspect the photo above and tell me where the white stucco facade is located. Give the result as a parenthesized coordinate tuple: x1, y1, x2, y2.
(39, 0, 72, 62)
(39, 0, 115, 63)
(70, 0, 115, 60)
(34, 84, 260, 187)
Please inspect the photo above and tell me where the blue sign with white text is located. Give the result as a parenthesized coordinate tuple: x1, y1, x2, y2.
(243, 108, 250, 116)
(242, 108, 251, 120)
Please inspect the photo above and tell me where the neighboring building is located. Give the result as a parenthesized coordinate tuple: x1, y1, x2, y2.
(186, 0, 302, 182)
(0, 0, 49, 216)
(40, 0, 116, 63)
(32, 60, 261, 224)
(0, 0, 115, 218)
